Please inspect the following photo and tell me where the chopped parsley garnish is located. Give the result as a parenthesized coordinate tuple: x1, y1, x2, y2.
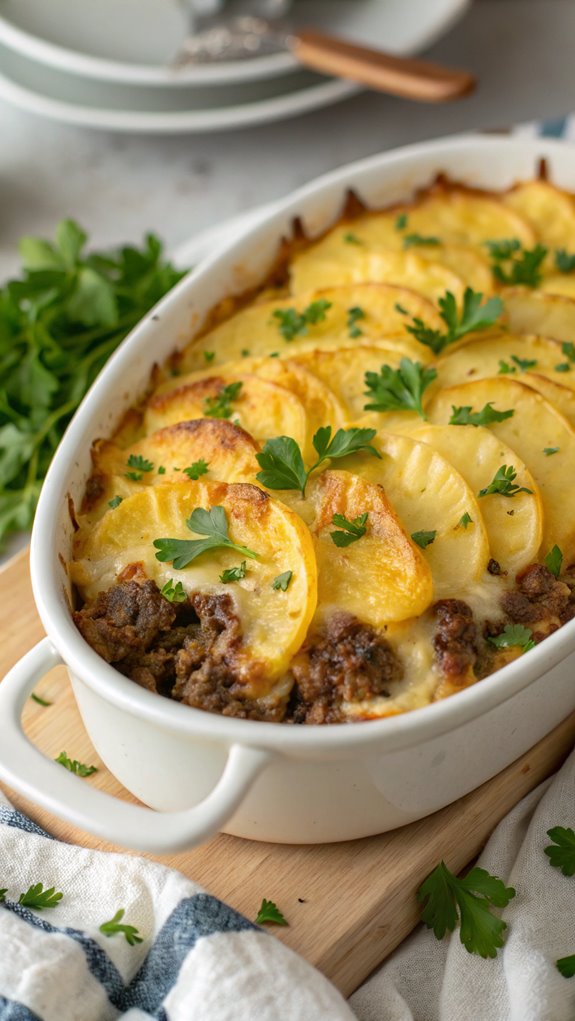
(241, 348, 250, 357)
(544, 826, 575, 876)
(255, 426, 381, 498)
(272, 299, 332, 341)
(157, 466, 166, 475)
(478, 464, 533, 498)
(0, 890, 6, 902)
(255, 899, 288, 926)
(395, 302, 409, 315)
(403, 233, 441, 249)
(562, 341, 575, 362)
(19, 884, 64, 910)
(347, 305, 365, 338)
(100, 908, 143, 945)
(544, 544, 563, 578)
(557, 955, 575, 978)
(30, 692, 52, 706)
(395, 212, 408, 231)
(458, 512, 473, 529)
(330, 512, 368, 547)
(417, 861, 515, 958)
(486, 238, 548, 287)
(272, 570, 293, 591)
(364, 357, 437, 419)
(161, 580, 187, 603)
(203, 381, 242, 419)
(343, 231, 362, 245)
(203, 351, 215, 363)
(125, 453, 154, 481)
(154, 505, 258, 569)
(108, 495, 123, 509)
(219, 561, 247, 583)
(406, 287, 503, 355)
(183, 459, 209, 480)
(555, 249, 575, 274)
(449, 403, 514, 427)
(488, 623, 535, 653)
(555, 363, 571, 373)
(544, 447, 560, 456)
(411, 529, 437, 549)
(55, 751, 98, 777)
(498, 354, 538, 374)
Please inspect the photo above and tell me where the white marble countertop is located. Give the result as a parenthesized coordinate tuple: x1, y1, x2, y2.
(1, 0, 575, 281)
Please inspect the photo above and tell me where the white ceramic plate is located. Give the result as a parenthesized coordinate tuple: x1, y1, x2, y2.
(0, 0, 471, 86)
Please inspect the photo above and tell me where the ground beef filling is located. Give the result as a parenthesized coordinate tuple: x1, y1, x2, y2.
(500, 563, 575, 638)
(432, 599, 479, 680)
(73, 580, 281, 721)
(287, 612, 403, 724)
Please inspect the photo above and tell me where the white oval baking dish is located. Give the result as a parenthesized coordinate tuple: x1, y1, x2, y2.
(1, 134, 575, 854)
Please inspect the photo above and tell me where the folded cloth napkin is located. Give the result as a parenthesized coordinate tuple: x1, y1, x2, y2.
(350, 746, 575, 1021)
(0, 790, 354, 1021)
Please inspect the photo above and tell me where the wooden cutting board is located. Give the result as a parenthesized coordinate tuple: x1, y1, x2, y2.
(1, 548, 574, 997)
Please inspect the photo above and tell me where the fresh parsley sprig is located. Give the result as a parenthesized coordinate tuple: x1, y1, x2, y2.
(0, 220, 185, 548)
(255, 898, 288, 926)
(203, 382, 242, 420)
(498, 355, 538, 375)
(406, 287, 503, 355)
(544, 826, 575, 876)
(486, 239, 548, 287)
(478, 465, 533, 498)
(99, 908, 143, 945)
(154, 506, 258, 569)
(364, 358, 437, 419)
(19, 883, 64, 910)
(55, 752, 98, 777)
(272, 299, 332, 341)
(183, 459, 209, 480)
(488, 624, 535, 653)
(417, 861, 515, 958)
(255, 426, 381, 498)
(449, 403, 514, 427)
(330, 513, 368, 547)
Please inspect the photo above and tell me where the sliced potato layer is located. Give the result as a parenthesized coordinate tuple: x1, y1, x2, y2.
(292, 344, 408, 418)
(428, 377, 575, 562)
(504, 181, 575, 250)
(72, 481, 317, 691)
(290, 249, 465, 303)
(503, 288, 575, 342)
(406, 423, 543, 574)
(434, 332, 570, 392)
(309, 469, 433, 626)
(354, 432, 490, 597)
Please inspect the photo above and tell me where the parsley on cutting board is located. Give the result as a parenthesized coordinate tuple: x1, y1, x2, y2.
(0, 219, 185, 547)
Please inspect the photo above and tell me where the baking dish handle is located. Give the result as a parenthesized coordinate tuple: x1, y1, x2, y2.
(0, 639, 273, 853)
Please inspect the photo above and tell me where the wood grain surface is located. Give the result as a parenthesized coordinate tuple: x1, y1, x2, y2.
(1, 549, 573, 996)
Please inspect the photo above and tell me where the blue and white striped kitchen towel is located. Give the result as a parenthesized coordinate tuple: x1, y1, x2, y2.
(0, 790, 354, 1021)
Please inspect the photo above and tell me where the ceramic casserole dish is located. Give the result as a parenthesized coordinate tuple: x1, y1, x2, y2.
(1, 134, 575, 853)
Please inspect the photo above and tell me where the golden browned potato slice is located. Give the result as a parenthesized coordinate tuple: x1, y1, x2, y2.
(427, 377, 575, 562)
(433, 332, 569, 392)
(503, 181, 575, 249)
(406, 423, 543, 574)
(309, 469, 433, 626)
(395, 188, 535, 247)
(353, 432, 490, 597)
(143, 373, 307, 449)
(71, 481, 317, 691)
(290, 249, 465, 303)
(179, 284, 442, 371)
(292, 344, 411, 418)
(521, 373, 575, 427)
(502, 288, 575, 342)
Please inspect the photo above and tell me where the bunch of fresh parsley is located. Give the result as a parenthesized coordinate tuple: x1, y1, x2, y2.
(0, 219, 185, 547)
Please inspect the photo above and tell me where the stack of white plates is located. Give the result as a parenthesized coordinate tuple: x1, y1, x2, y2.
(0, 0, 470, 134)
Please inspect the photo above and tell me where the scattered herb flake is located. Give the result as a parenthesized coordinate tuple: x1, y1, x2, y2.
(154, 505, 258, 569)
(108, 495, 123, 509)
(255, 899, 288, 926)
(203, 351, 215, 363)
(183, 459, 209, 480)
(343, 231, 362, 245)
(203, 381, 243, 419)
(544, 826, 575, 876)
(157, 466, 166, 475)
(544, 447, 560, 456)
(347, 306, 365, 338)
(544, 544, 563, 578)
(555, 249, 575, 274)
(161, 580, 187, 603)
(403, 233, 441, 249)
(19, 883, 64, 910)
(219, 560, 247, 583)
(488, 623, 535, 653)
(55, 752, 98, 777)
(562, 341, 575, 362)
(555, 363, 571, 373)
(272, 570, 293, 591)
(395, 213, 408, 231)
(395, 302, 409, 315)
(241, 348, 250, 357)
(478, 464, 533, 498)
(99, 908, 143, 945)
(0, 889, 6, 902)
(417, 861, 515, 958)
(272, 299, 332, 341)
(364, 357, 437, 418)
(330, 512, 368, 547)
(30, 693, 52, 707)
(458, 512, 473, 529)
(126, 454, 154, 473)
(411, 529, 437, 549)
(556, 955, 575, 978)
(449, 403, 514, 427)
